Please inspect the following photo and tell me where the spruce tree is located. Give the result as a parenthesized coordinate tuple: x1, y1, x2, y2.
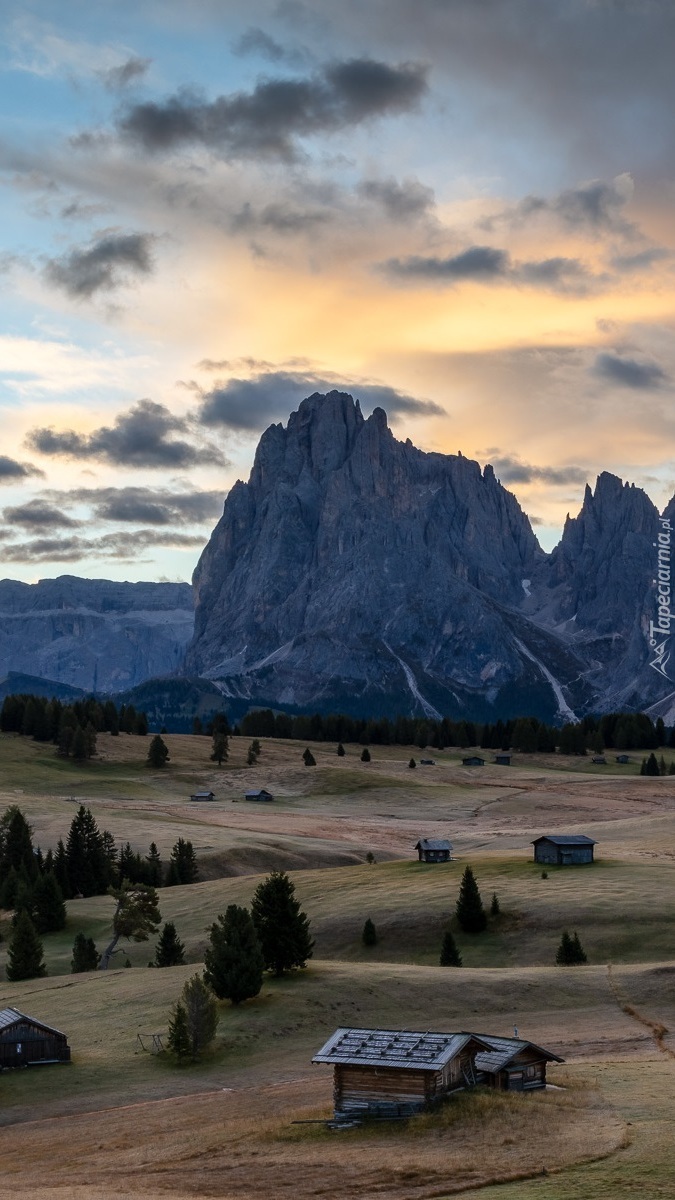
(490, 891, 501, 917)
(644, 752, 660, 777)
(211, 732, 228, 765)
(455, 865, 487, 933)
(362, 918, 377, 946)
(167, 838, 198, 885)
(154, 921, 186, 967)
(570, 931, 588, 963)
(32, 871, 67, 933)
(146, 843, 163, 887)
(439, 929, 462, 966)
(167, 1002, 192, 1061)
(556, 930, 587, 964)
(180, 975, 218, 1060)
(147, 735, 170, 768)
(71, 932, 100, 972)
(337, 743, 345, 757)
(251, 871, 314, 976)
(302, 747, 316, 766)
(360, 747, 371, 762)
(66, 806, 109, 897)
(0, 806, 37, 879)
(204, 905, 264, 1004)
(6, 909, 47, 981)
(409, 757, 417, 768)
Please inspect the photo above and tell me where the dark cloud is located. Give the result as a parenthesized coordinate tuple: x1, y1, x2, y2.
(117, 57, 428, 160)
(489, 456, 589, 486)
(610, 247, 671, 272)
(517, 256, 589, 290)
(197, 370, 443, 432)
(232, 27, 310, 67)
(385, 246, 509, 281)
(0, 528, 205, 565)
(47, 485, 224, 525)
(0, 455, 45, 482)
(593, 352, 669, 389)
(519, 177, 635, 233)
(44, 232, 154, 298)
(357, 176, 435, 220)
(2, 500, 79, 530)
(231, 201, 330, 234)
(98, 56, 151, 90)
(26, 399, 226, 469)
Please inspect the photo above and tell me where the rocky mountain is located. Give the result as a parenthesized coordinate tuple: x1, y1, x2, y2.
(0, 576, 194, 693)
(186, 390, 670, 721)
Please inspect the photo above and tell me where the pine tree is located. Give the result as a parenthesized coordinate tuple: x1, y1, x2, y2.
(302, 747, 316, 766)
(490, 891, 501, 917)
(337, 743, 345, 757)
(32, 871, 67, 933)
(409, 757, 417, 768)
(6, 909, 47, 981)
(556, 929, 588, 964)
(456, 865, 487, 933)
(167, 838, 199, 885)
(644, 752, 660, 777)
(211, 732, 228, 765)
(0, 806, 38, 880)
(154, 921, 186, 967)
(180, 975, 219, 1060)
(66, 806, 109, 897)
(71, 932, 100, 972)
(439, 930, 462, 966)
(204, 905, 264, 1004)
(147, 735, 170, 768)
(146, 843, 163, 887)
(360, 747, 371, 762)
(167, 1002, 192, 1061)
(98, 883, 161, 970)
(362, 918, 377, 947)
(251, 871, 314, 976)
(570, 931, 588, 963)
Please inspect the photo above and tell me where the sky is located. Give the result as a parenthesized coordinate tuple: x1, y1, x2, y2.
(1, 0, 674, 583)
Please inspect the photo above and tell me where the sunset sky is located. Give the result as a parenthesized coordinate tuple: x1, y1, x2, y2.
(1, 0, 674, 583)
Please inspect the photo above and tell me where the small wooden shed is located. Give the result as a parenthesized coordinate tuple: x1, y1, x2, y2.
(615, 754, 631, 764)
(190, 790, 216, 802)
(0, 1007, 71, 1069)
(591, 756, 606, 765)
(245, 788, 274, 802)
(494, 753, 512, 766)
(312, 1027, 491, 1118)
(532, 834, 596, 866)
(474, 1034, 563, 1091)
(419, 758, 436, 765)
(462, 756, 485, 767)
(415, 838, 452, 863)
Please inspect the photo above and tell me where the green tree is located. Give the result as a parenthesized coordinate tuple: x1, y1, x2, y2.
(211, 731, 229, 765)
(409, 757, 417, 768)
(154, 921, 186, 967)
(337, 743, 345, 757)
(251, 871, 314, 976)
(456, 865, 487, 933)
(66, 805, 109, 897)
(643, 752, 660, 776)
(490, 891, 501, 917)
(180, 975, 219, 1060)
(556, 929, 587, 965)
(71, 932, 100, 973)
(98, 883, 161, 969)
(0, 805, 38, 880)
(362, 918, 377, 947)
(147, 735, 170, 768)
(302, 747, 316, 766)
(360, 747, 371, 762)
(6, 909, 47, 981)
(204, 905, 264, 1004)
(439, 929, 462, 966)
(32, 871, 67, 933)
(167, 838, 199, 885)
(167, 1002, 192, 1062)
(145, 842, 163, 887)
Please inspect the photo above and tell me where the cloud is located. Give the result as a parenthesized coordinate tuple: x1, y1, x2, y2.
(196, 370, 443, 431)
(44, 232, 154, 298)
(0, 455, 45, 482)
(117, 57, 428, 159)
(46, 485, 224, 525)
(98, 56, 151, 90)
(593, 352, 669, 389)
(517, 257, 588, 287)
(26, 399, 226, 469)
(520, 175, 635, 233)
(357, 176, 435, 220)
(610, 247, 672, 273)
(488, 456, 589, 486)
(0, 529, 206, 564)
(232, 27, 310, 68)
(385, 246, 509, 282)
(231, 201, 330, 234)
(2, 500, 79, 530)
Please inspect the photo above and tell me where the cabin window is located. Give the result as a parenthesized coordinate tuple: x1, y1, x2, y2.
(16, 1043, 22, 1054)
(526, 1065, 536, 1078)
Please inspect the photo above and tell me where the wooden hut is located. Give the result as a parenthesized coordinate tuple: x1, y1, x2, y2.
(532, 834, 596, 866)
(415, 838, 452, 863)
(462, 756, 485, 767)
(591, 756, 606, 765)
(615, 754, 631, 764)
(474, 1034, 563, 1091)
(312, 1027, 491, 1118)
(494, 753, 511, 765)
(190, 790, 216, 802)
(244, 788, 274, 802)
(0, 1007, 70, 1069)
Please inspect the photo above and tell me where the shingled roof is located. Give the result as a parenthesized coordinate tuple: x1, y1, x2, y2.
(0, 1007, 66, 1038)
(531, 835, 596, 846)
(473, 1034, 564, 1073)
(415, 838, 453, 852)
(312, 1027, 490, 1071)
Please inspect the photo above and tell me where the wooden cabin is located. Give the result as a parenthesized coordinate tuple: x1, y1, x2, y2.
(415, 838, 452, 863)
(0, 1007, 70, 1069)
(532, 834, 596, 866)
(494, 753, 511, 765)
(190, 790, 216, 802)
(474, 1034, 563, 1091)
(312, 1027, 491, 1118)
(615, 754, 631, 764)
(244, 788, 274, 802)
(462, 756, 485, 767)
(419, 758, 436, 765)
(591, 756, 606, 765)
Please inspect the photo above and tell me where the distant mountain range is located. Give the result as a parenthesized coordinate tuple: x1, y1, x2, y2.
(3, 392, 675, 725)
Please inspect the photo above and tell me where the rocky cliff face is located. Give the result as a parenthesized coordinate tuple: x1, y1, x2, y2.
(0, 576, 194, 693)
(187, 390, 651, 721)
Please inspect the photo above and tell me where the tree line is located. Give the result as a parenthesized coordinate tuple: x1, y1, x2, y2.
(1, 694, 150, 761)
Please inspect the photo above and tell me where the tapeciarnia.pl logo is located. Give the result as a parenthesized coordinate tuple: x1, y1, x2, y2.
(649, 517, 673, 680)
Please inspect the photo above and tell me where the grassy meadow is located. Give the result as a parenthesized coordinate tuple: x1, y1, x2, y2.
(1, 729, 675, 1197)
